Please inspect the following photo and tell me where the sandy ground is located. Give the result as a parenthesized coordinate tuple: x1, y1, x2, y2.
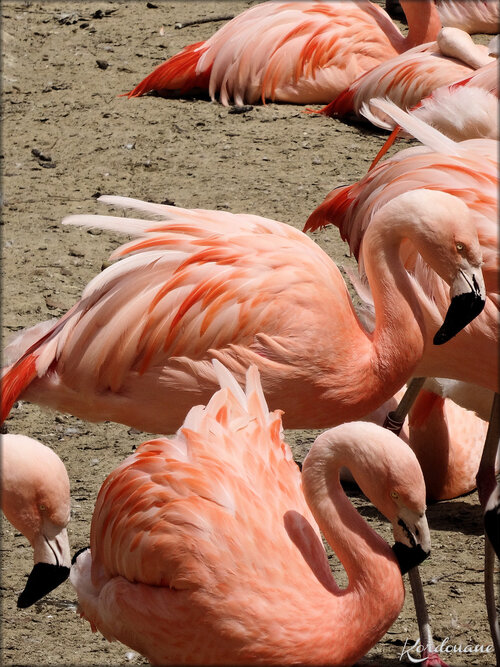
(1, 2, 498, 665)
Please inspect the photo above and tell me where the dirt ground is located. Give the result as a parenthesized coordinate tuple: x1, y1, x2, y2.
(1, 2, 498, 666)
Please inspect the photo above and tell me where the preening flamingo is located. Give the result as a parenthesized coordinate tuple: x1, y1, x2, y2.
(1, 434, 71, 607)
(1, 190, 485, 437)
(320, 26, 494, 120)
(126, 0, 442, 105)
(70, 361, 430, 665)
(435, 0, 499, 34)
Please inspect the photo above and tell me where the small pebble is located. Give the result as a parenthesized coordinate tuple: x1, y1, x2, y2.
(96, 59, 109, 70)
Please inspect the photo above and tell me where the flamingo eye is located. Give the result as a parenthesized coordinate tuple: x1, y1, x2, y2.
(456, 242, 464, 252)
(39, 504, 46, 511)
(390, 491, 399, 500)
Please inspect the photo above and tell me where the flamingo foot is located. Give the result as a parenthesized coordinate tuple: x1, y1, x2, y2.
(423, 649, 449, 667)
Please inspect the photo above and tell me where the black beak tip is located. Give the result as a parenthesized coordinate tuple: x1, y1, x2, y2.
(16, 563, 70, 609)
(433, 292, 485, 346)
(392, 542, 430, 576)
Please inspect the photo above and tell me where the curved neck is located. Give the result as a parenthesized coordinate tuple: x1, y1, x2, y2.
(401, 0, 442, 50)
(302, 435, 403, 657)
(361, 211, 427, 397)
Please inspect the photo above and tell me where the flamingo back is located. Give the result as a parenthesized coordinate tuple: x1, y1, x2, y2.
(128, 1, 406, 105)
(436, 0, 499, 34)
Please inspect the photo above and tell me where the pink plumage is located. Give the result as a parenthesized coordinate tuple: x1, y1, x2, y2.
(126, 0, 442, 105)
(71, 362, 430, 665)
(1, 190, 485, 435)
(435, 0, 499, 34)
(321, 26, 494, 119)
(305, 101, 498, 393)
(1, 434, 71, 607)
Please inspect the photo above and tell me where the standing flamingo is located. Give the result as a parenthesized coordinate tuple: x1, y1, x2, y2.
(362, 384, 489, 502)
(70, 361, 430, 665)
(320, 26, 494, 120)
(1, 434, 71, 607)
(126, 0, 442, 105)
(305, 103, 498, 392)
(305, 101, 499, 655)
(1, 190, 485, 437)
(435, 0, 499, 34)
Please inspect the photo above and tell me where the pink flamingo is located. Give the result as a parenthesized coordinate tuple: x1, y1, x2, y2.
(407, 389, 489, 501)
(358, 59, 498, 140)
(1, 433, 71, 607)
(362, 384, 489, 502)
(126, 0, 441, 105)
(320, 26, 494, 120)
(70, 361, 430, 665)
(305, 101, 498, 393)
(435, 0, 499, 34)
(1, 190, 485, 436)
(304, 101, 500, 654)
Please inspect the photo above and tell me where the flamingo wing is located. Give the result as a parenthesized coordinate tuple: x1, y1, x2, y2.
(320, 42, 474, 120)
(2, 199, 347, 430)
(128, 1, 403, 105)
(436, 0, 499, 34)
(304, 129, 498, 296)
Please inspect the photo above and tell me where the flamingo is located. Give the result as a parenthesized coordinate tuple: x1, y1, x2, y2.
(362, 384, 489, 502)
(1, 190, 485, 438)
(320, 26, 495, 120)
(126, 0, 442, 105)
(304, 101, 500, 655)
(1, 433, 71, 607)
(70, 361, 431, 665)
(305, 102, 499, 393)
(435, 0, 499, 34)
(358, 62, 498, 140)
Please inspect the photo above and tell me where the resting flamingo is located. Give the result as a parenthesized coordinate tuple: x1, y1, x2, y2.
(358, 59, 498, 140)
(70, 361, 430, 665)
(320, 26, 495, 120)
(126, 0, 441, 105)
(435, 0, 499, 34)
(1, 433, 71, 607)
(1, 190, 485, 438)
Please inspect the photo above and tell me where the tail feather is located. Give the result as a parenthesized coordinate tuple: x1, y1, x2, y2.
(126, 41, 211, 98)
(318, 86, 356, 117)
(1, 354, 38, 424)
(303, 184, 355, 235)
(409, 390, 444, 431)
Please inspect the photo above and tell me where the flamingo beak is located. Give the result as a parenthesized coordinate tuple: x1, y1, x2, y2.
(17, 526, 71, 608)
(391, 509, 431, 575)
(433, 263, 485, 345)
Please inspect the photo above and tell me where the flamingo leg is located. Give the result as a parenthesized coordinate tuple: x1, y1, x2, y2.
(383, 377, 426, 434)
(384, 377, 449, 667)
(408, 567, 448, 667)
(477, 392, 500, 663)
(477, 392, 500, 557)
(484, 536, 500, 662)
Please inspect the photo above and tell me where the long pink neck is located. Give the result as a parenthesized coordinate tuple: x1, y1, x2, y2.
(363, 210, 427, 391)
(301, 434, 404, 663)
(400, 0, 442, 51)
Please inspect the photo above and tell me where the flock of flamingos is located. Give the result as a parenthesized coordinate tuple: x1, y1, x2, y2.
(2, 0, 499, 665)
